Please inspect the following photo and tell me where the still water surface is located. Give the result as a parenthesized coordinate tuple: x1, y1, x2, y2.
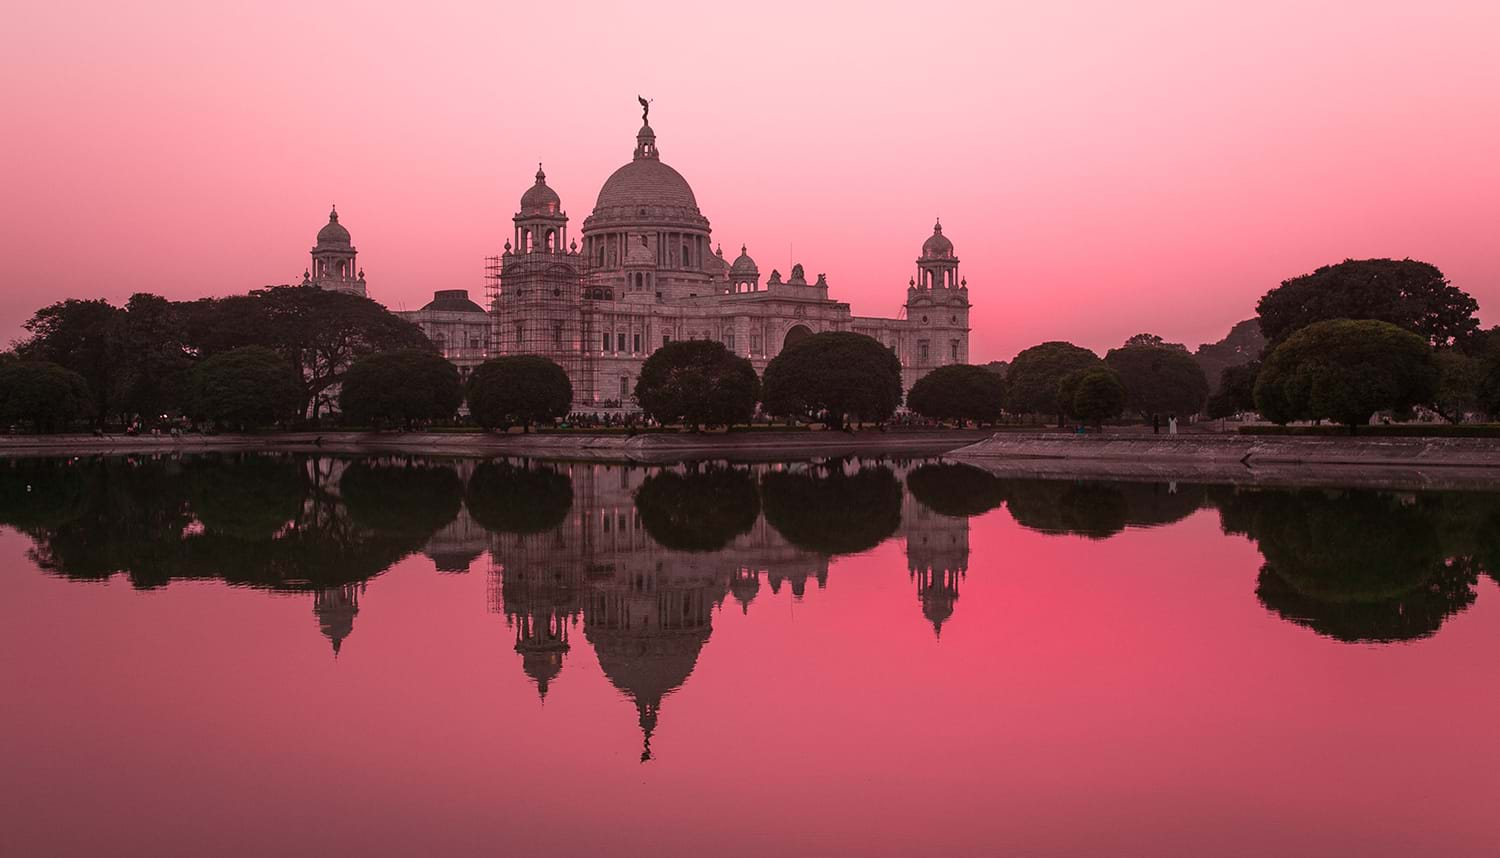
(2, 454, 1498, 856)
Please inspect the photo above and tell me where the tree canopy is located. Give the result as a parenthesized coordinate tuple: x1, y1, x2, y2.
(185, 346, 304, 429)
(1205, 360, 1261, 419)
(0, 361, 93, 432)
(1256, 258, 1479, 348)
(466, 356, 572, 430)
(1060, 366, 1126, 426)
(634, 340, 759, 429)
(1004, 341, 1101, 424)
(906, 364, 1006, 425)
(340, 349, 463, 427)
(1194, 319, 1265, 394)
(1104, 343, 1210, 417)
(1253, 319, 1439, 429)
(761, 332, 903, 427)
(16, 298, 123, 422)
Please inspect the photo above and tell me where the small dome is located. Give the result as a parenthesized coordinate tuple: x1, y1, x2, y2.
(520, 164, 561, 215)
(316, 207, 351, 246)
(420, 289, 486, 313)
(624, 234, 654, 266)
(729, 245, 758, 278)
(921, 220, 954, 259)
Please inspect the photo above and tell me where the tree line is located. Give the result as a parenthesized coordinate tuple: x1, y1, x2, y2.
(4, 256, 1497, 433)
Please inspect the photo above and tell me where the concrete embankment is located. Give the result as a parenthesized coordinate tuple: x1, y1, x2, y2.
(945, 433, 1500, 490)
(0, 429, 992, 463)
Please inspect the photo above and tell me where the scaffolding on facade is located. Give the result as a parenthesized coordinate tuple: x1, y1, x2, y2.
(484, 249, 609, 407)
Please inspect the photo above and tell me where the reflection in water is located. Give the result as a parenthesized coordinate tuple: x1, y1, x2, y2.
(8, 454, 1500, 760)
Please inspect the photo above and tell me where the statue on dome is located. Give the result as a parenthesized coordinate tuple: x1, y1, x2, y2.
(638, 95, 651, 123)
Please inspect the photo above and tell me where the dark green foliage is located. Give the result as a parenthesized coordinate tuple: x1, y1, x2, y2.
(1004, 341, 1101, 424)
(1431, 350, 1486, 423)
(340, 350, 463, 427)
(761, 464, 903, 554)
(1123, 333, 1188, 351)
(185, 347, 303, 428)
(762, 332, 903, 426)
(1253, 319, 1439, 428)
(1256, 258, 1479, 348)
(906, 365, 1006, 425)
(1104, 344, 1210, 417)
(1211, 488, 1478, 643)
(634, 340, 759, 428)
(0, 361, 93, 432)
(112, 293, 193, 420)
(1001, 480, 1128, 539)
(905, 464, 1005, 518)
(1481, 360, 1500, 420)
(16, 298, 122, 422)
(634, 465, 760, 551)
(0, 459, 89, 531)
(1206, 360, 1260, 419)
(1060, 366, 1126, 426)
(339, 460, 463, 539)
(466, 356, 572, 431)
(1194, 319, 1266, 395)
(465, 461, 573, 534)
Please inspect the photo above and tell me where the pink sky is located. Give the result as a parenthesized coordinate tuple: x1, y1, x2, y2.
(3, 1, 1497, 362)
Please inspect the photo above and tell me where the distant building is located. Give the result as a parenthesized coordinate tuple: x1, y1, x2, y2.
(398, 289, 491, 379)
(301, 206, 367, 297)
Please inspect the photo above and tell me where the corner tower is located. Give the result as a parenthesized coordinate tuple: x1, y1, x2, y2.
(304, 206, 366, 297)
(903, 220, 971, 387)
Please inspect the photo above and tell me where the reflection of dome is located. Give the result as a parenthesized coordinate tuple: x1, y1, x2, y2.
(586, 622, 711, 763)
(729, 569, 760, 614)
(313, 584, 361, 656)
(729, 245, 758, 278)
(519, 647, 566, 699)
(317, 207, 351, 246)
(520, 164, 561, 215)
(921, 220, 953, 258)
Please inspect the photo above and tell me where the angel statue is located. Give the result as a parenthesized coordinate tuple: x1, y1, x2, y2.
(638, 95, 651, 123)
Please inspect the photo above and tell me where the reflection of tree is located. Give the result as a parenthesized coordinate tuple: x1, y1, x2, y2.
(465, 461, 573, 534)
(1215, 488, 1479, 643)
(906, 464, 1005, 518)
(339, 460, 462, 541)
(185, 454, 305, 540)
(0, 458, 88, 532)
(1113, 482, 1208, 529)
(761, 464, 902, 555)
(1001, 480, 1127, 539)
(634, 465, 759, 551)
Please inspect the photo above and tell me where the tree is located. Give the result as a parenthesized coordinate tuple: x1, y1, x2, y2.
(1104, 343, 1210, 418)
(761, 331, 903, 428)
(185, 346, 303, 429)
(466, 355, 571, 431)
(1253, 319, 1439, 430)
(906, 364, 1006, 426)
(1431, 350, 1486, 424)
(0, 361, 93, 432)
(1194, 319, 1265, 394)
(112, 293, 193, 421)
(1123, 332, 1187, 351)
(1004, 341, 1101, 426)
(339, 350, 463, 428)
(634, 340, 759, 429)
(1480, 361, 1500, 420)
(1061, 366, 1125, 427)
(1256, 258, 1479, 348)
(1205, 360, 1260, 419)
(180, 287, 434, 418)
(16, 298, 123, 424)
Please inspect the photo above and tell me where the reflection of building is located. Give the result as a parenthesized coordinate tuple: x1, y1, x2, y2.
(312, 582, 363, 656)
(903, 491, 971, 638)
(483, 459, 978, 757)
(421, 505, 490, 573)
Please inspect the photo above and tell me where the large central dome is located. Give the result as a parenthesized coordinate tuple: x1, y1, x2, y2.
(585, 120, 707, 231)
(595, 157, 699, 211)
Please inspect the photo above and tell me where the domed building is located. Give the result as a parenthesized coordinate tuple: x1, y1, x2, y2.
(489, 104, 971, 404)
(301, 206, 367, 297)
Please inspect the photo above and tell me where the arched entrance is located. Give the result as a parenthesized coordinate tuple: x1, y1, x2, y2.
(782, 324, 813, 353)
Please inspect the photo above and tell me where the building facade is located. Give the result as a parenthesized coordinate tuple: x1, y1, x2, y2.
(299, 109, 972, 409)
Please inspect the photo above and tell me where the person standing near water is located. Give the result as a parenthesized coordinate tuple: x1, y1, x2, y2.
(1168, 414, 1178, 435)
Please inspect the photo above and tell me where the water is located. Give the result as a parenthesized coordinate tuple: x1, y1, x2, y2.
(2, 453, 1498, 856)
